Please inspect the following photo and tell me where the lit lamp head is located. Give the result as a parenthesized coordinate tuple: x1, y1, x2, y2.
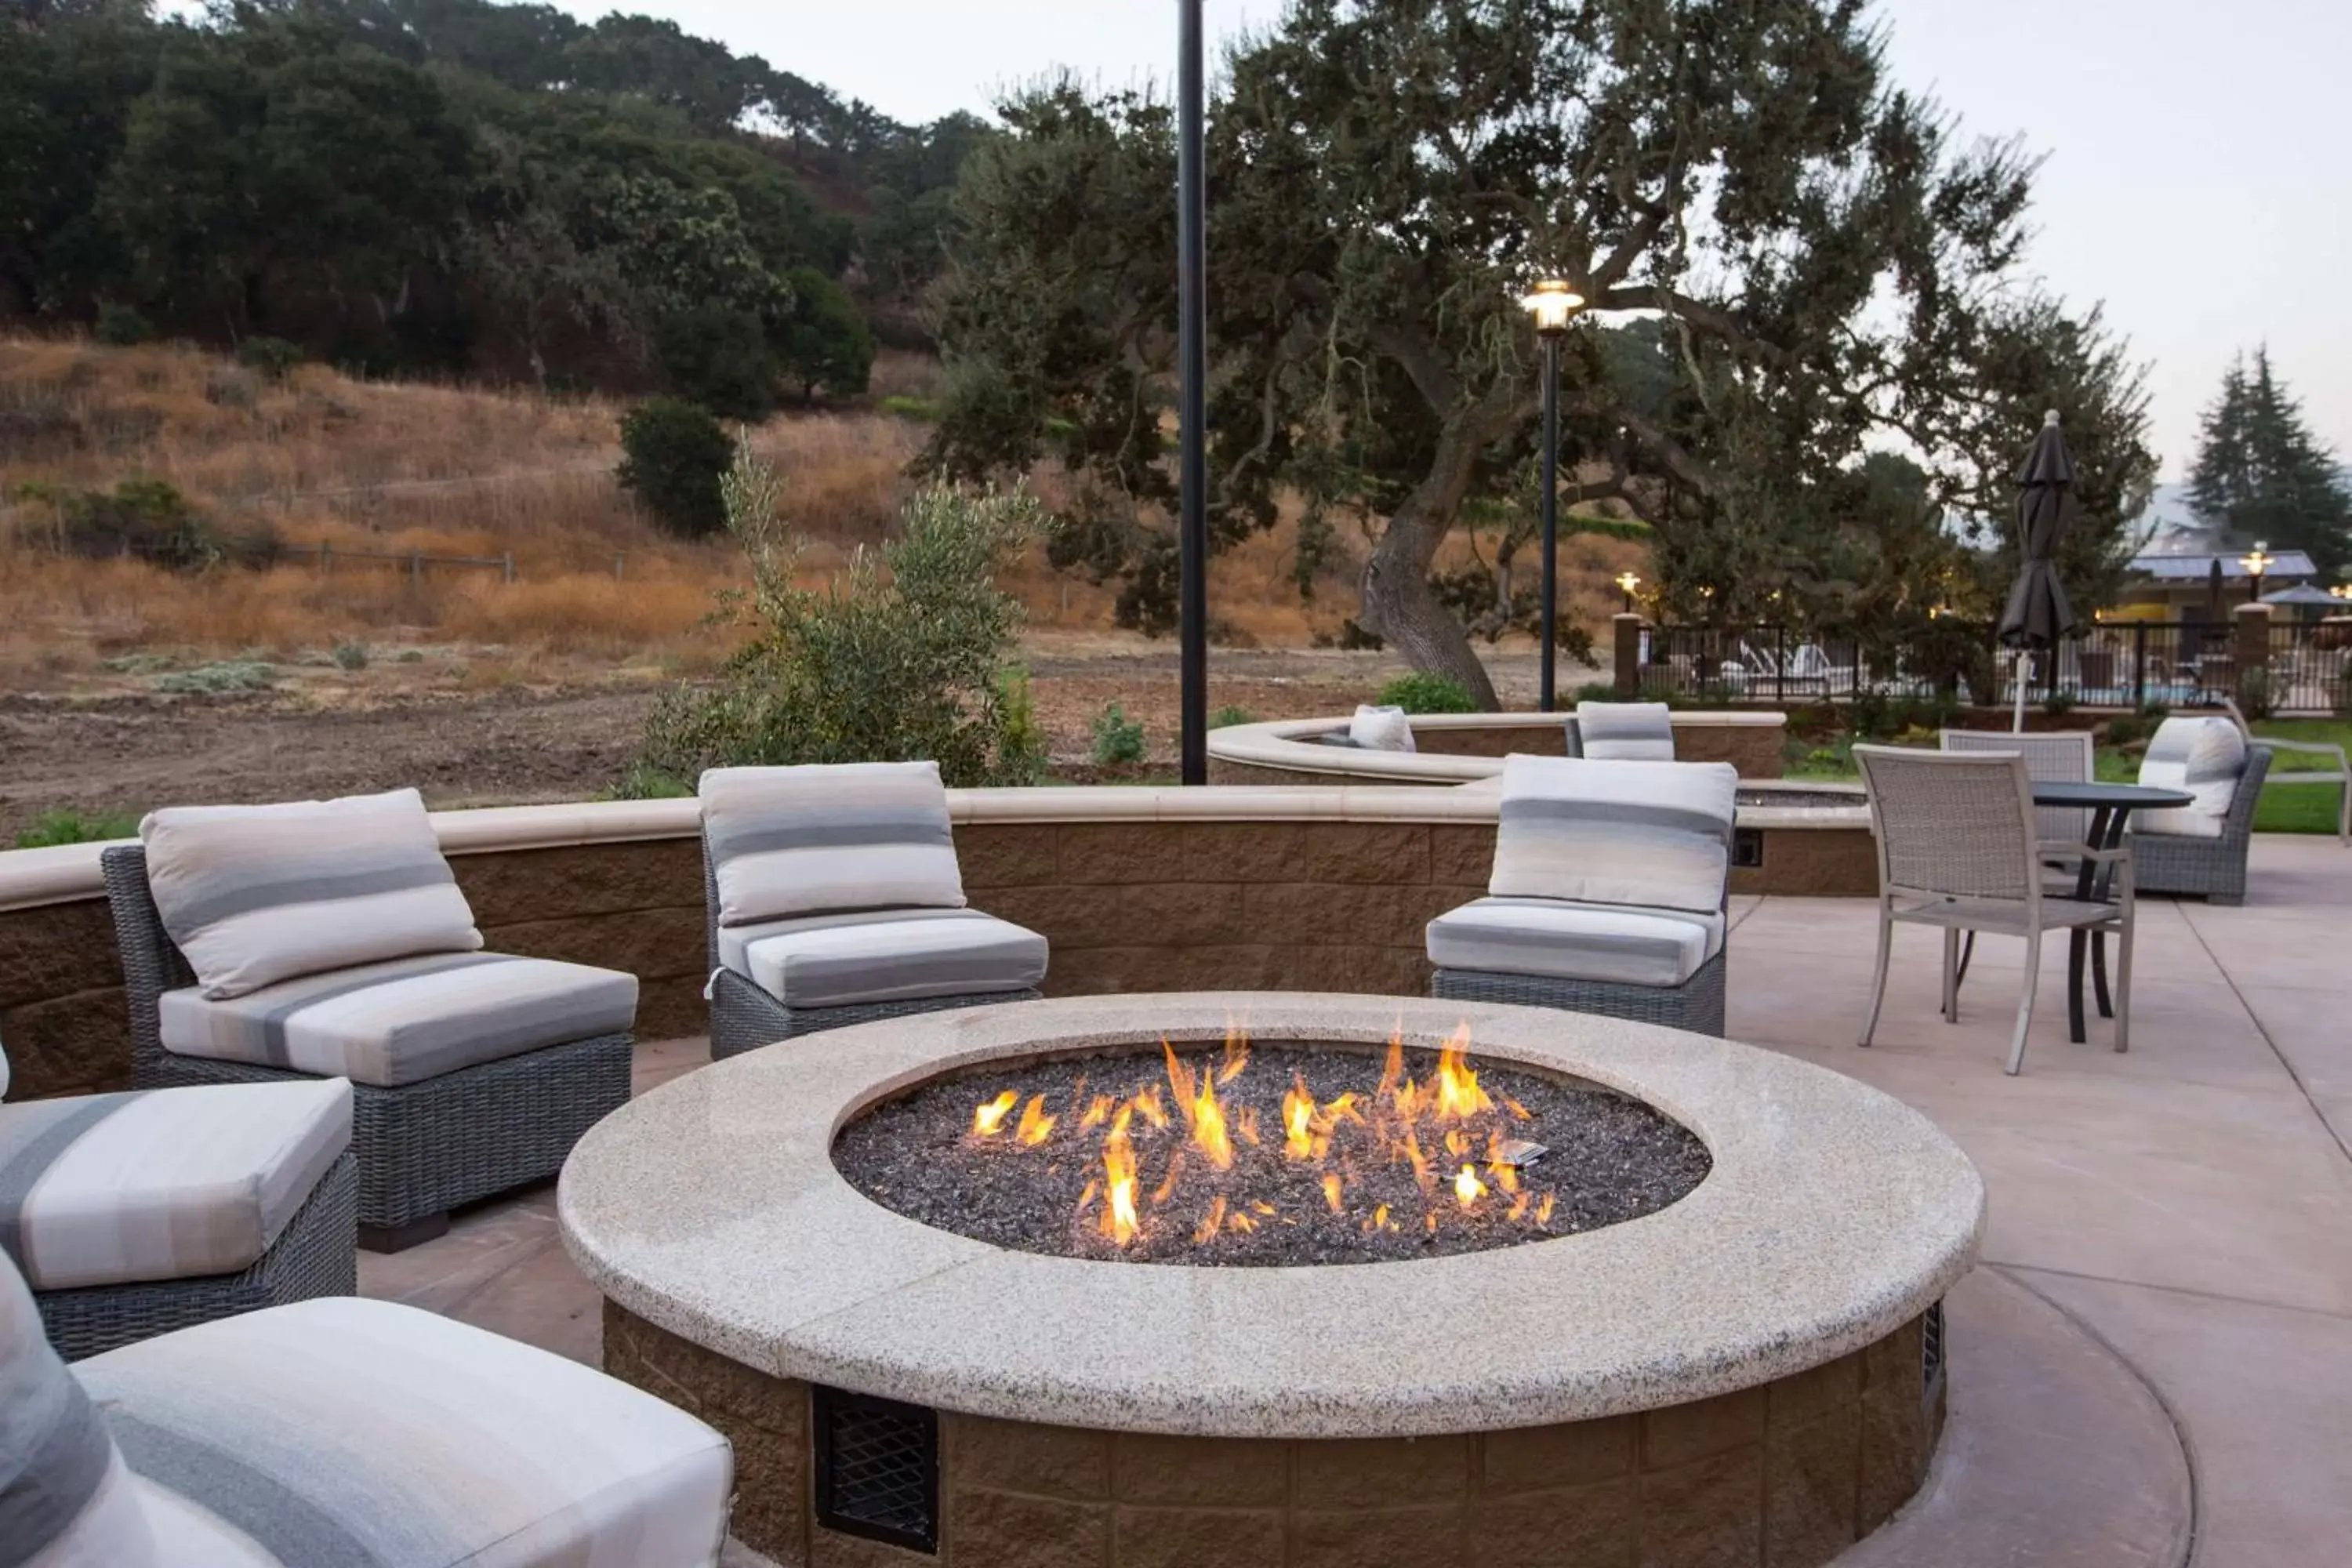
(1519, 278, 1585, 337)
(1615, 570, 1641, 597)
(2241, 542, 2274, 582)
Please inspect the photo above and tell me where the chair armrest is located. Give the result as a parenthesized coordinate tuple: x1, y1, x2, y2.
(2250, 738, 2346, 758)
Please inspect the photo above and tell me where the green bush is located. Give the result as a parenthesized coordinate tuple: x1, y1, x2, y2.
(154, 659, 275, 694)
(877, 395, 940, 422)
(617, 398, 734, 539)
(1089, 702, 1147, 764)
(2238, 667, 2274, 720)
(235, 335, 303, 380)
(1210, 704, 1256, 728)
(93, 303, 153, 346)
(1570, 680, 1622, 705)
(2042, 691, 2077, 717)
(14, 809, 140, 849)
(656, 305, 779, 422)
(1377, 671, 1479, 713)
(631, 443, 1044, 789)
(775, 267, 875, 400)
(25, 479, 278, 572)
(330, 639, 369, 671)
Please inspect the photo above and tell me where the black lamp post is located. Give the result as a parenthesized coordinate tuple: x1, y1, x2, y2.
(1175, 0, 1209, 785)
(1519, 279, 1584, 710)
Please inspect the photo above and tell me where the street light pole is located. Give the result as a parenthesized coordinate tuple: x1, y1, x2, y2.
(1177, 0, 1209, 784)
(1517, 278, 1582, 712)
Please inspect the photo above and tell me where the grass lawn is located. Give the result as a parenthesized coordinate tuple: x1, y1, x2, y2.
(1786, 717, 2350, 834)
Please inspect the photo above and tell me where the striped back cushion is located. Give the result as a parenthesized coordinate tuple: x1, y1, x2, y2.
(1490, 754, 1737, 913)
(2136, 717, 2248, 840)
(0, 1250, 157, 1564)
(1573, 702, 1676, 761)
(702, 762, 966, 927)
(141, 789, 482, 1000)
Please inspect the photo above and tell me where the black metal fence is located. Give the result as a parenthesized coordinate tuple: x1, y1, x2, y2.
(1637, 619, 2352, 715)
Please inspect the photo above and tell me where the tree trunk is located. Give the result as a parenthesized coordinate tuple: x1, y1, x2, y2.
(1357, 401, 1515, 709)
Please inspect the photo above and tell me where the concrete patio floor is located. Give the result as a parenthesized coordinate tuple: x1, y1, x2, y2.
(361, 835, 2352, 1568)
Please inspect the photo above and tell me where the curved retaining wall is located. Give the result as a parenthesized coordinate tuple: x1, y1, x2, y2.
(1208, 710, 1788, 786)
(0, 785, 1875, 1103)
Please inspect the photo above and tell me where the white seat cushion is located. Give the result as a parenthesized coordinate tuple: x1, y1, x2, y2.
(0, 1080, 350, 1292)
(2, 1251, 160, 1565)
(1491, 754, 1738, 913)
(2136, 716, 2247, 839)
(158, 953, 637, 1089)
(140, 789, 482, 999)
(722, 907, 1048, 1009)
(702, 761, 967, 927)
(77, 1296, 731, 1567)
(1348, 705, 1417, 752)
(1573, 701, 1677, 760)
(1427, 897, 1726, 988)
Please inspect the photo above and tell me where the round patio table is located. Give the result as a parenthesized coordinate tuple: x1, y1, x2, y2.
(2032, 781, 2194, 1043)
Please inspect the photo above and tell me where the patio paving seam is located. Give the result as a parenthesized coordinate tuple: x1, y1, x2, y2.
(2175, 899, 2352, 1166)
(1990, 1263, 2201, 1568)
(1993, 1261, 2352, 1329)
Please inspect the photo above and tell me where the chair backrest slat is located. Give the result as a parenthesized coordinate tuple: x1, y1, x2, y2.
(1855, 746, 2039, 903)
(1939, 729, 2096, 845)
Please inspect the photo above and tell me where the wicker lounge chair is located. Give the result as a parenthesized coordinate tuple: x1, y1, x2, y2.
(2129, 717, 2273, 905)
(701, 762, 1047, 1059)
(1428, 754, 1737, 1036)
(2, 1246, 734, 1566)
(1854, 746, 2135, 1075)
(101, 793, 635, 1253)
(0, 1043, 357, 1360)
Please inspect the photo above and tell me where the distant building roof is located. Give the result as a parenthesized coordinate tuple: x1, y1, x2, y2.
(2129, 550, 2318, 582)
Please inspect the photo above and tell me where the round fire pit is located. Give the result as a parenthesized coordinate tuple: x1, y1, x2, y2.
(561, 994, 1983, 1567)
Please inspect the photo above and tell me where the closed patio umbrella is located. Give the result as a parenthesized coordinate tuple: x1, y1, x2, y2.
(1998, 412, 2082, 730)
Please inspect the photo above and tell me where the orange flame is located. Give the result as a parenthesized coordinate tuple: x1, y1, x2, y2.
(1283, 1076, 1316, 1160)
(1149, 1151, 1186, 1207)
(1015, 1095, 1057, 1145)
(1322, 1172, 1345, 1213)
(1435, 1027, 1493, 1120)
(1194, 1196, 1228, 1243)
(1131, 1087, 1170, 1130)
(1166, 1039, 1235, 1170)
(1100, 1107, 1140, 1247)
(1218, 1025, 1250, 1084)
(1455, 1163, 1487, 1207)
(972, 1091, 1018, 1138)
(1078, 1094, 1115, 1131)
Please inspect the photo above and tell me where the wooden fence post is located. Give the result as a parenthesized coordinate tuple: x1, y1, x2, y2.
(320, 541, 332, 575)
(408, 549, 423, 585)
(503, 551, 515, 585)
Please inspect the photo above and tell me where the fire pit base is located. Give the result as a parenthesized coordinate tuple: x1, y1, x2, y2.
(605, 1300, 1947, 1568)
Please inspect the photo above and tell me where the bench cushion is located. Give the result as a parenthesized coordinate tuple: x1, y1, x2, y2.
(1491, 754, 1737, 914)
(1428, 897, 1726, 988)
(2, 1251, 158, 1566)
(1573, 701, 1677, 761)
(721, 907, 1048, 1010)
(158, 953, 637, 1089)
(702, 761, 966, 927)
(77, 1295, 731, 1567)
(1348, 705, 1417, 752)
(2136, 716, 2247, 839)
(140, 789, 482, 1000)
(0, 1080, 350, 1292)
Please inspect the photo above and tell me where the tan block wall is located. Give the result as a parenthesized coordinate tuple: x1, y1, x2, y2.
(0, 814, 1876, 1102)
(605, 1301, 1942, 1568)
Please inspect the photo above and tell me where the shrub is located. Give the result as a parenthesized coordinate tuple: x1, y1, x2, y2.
(878, 395, 939, 422)
(632, 441, 1044, 788)
(235, 335, 304, 380)
(1570, 680, 1622, 705)
(154, 659, 275, 694)
(2238, 666, 2275, 720)
(617, 397, 734, 539)
(14, 809, 140, 849)
(775, 267, 875, 400)
(2042, 691, 2077, 717)
(27, 479, 278, 572)
(93, 303, 153, 345)
(656, 305, 779, 421)
(1377, 671, 1479, 713)
(1210, 704, 1256, 728)
(1089, 702, 1147, 764)
(331, 640, 369, 671)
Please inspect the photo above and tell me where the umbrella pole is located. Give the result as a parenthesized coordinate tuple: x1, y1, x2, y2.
(2013, 651, 2028, 732)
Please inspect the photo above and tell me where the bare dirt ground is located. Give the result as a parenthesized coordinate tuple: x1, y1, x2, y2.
(0, 633, 1592, 841)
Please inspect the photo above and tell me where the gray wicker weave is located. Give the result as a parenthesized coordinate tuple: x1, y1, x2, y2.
(700, 840, 1039, 1059)
(2130, 746, 2271, 905)
(100, 846, 633, 1243)
(32, 1151, 358, 1362)
(1432, 949, 1727, 1036)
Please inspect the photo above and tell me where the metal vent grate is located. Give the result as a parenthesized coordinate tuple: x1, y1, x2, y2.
(1732, 828, 1765, 869)
(1922, 1298, 1947, 1399)
(813, 1385, 938, 1554)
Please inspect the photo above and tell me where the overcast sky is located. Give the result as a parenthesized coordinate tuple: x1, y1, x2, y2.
(561, 1, 2348, 480)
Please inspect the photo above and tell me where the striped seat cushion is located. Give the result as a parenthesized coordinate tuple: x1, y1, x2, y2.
(1573, 702, 1676, 761)
(1491, 754, 1738, 914)
(141, 789, 482, 1000)
(721, 907, 1048, 1009)
(158, 953, 637, 1089)
(0, 1080, 350, 1293)
(2136, 717, 2248, 840)
(702, 762, 966, 927)
(75, 1296, 732, 1567)
(1428, 898, 1726, 987)
(1, 1251, 158, 1566)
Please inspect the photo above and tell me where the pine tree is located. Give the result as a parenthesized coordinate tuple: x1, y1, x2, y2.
(2188, 348, 2352, 579)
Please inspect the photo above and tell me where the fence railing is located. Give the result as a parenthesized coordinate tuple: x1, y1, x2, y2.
(1635, 619, 2351, 715)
